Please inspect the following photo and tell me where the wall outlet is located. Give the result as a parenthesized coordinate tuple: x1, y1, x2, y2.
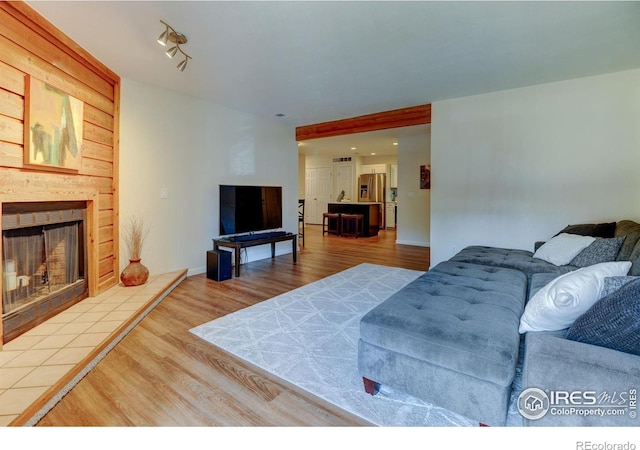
(160, 188, 168, 199)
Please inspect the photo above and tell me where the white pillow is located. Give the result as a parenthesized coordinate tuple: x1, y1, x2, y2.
(519, 261, 632, 333)
(533, 233, 596, 266)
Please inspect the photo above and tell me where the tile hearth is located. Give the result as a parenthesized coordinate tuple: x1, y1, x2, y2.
(0, 269, 186, 426)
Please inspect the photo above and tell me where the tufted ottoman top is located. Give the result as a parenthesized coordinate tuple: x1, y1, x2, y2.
(360, 261, 528, 386)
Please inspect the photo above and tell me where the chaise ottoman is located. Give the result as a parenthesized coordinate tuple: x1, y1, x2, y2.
(357, 260, 527, 426)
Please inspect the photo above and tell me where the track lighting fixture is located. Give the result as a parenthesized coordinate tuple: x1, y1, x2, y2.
(157, 20, 192, 72)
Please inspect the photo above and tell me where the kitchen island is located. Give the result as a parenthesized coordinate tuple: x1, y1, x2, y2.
(327, 202, 381, 237)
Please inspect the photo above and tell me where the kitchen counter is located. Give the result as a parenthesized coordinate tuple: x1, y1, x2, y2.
(327, 202, 381, 237)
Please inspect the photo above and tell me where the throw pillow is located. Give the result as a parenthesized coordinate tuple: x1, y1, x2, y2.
(566, 278, 640, 356)
(615, 220, 640, 261)
(630, 240, 640, 276)
(601, 276, 640, 297)
(555, 222, 617, 238)
(533, 233, 596, 266)
(518, 261, 632, 333)
(569, 236, 626, 268)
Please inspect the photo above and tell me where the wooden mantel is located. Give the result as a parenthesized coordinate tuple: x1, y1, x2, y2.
(295, 104, 431, 141)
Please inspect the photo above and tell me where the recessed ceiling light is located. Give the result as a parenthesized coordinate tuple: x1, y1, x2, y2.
(371, 152, 376, 155)
(393, 142, 398, 146)
(351, 147, 357, 150)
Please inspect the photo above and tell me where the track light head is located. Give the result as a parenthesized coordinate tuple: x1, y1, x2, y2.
(177, 58, 189, 72)
(165, 46, 178, 59)
(157, 27, 169, 46)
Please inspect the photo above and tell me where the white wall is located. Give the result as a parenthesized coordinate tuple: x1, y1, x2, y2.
(361, 155, 397, 166)
(304, 155, 332, 169)
(298, 152, 306, 199)
(119, 79, 298, 276)
(396, 128, 431, 246)
(430, 69, 640, 266)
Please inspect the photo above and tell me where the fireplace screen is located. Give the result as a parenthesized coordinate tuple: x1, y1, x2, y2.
(2, 222, 81, 316)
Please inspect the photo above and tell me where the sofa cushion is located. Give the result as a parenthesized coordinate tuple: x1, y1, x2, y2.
(614, 220, 640, 261)
(533, 233, 595, 266)
(566, 278, 640, 356)
(450, 246, 574, 277)
(569, 236, 626, 268)
(360, 261, 527, 385)
(629, 239, 640, 276)
(555, 222, 616, 238)
(519, 261, 632, 333)
(602, 276, 640, 297)
(528, 272, 558, 300)
(521, 330, 640, 426)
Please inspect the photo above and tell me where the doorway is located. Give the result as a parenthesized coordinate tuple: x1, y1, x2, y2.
(296, 104, 431, 241)
(305, 166, 332, 224)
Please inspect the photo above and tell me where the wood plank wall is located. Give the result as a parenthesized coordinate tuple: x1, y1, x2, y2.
(0, 2, 120, 347)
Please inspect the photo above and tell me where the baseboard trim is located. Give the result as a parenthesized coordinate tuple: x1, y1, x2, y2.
(395, 239, 430, 247)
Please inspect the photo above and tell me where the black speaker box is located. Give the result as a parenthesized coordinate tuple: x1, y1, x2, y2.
(207, 249, 232, 281)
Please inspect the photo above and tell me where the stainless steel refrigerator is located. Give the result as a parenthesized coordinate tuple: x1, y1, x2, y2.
(358, 173, 386, 227)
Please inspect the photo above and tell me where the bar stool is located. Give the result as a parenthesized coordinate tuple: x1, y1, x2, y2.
(298, 199, 305, 246)
(341, 213, 364, 238)
(322, 212, 341, 236)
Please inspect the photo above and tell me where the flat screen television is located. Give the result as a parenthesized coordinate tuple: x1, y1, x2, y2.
(219, 185, 283, 236)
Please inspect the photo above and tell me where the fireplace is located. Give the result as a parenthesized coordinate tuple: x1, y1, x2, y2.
(2, 202, 88, 343)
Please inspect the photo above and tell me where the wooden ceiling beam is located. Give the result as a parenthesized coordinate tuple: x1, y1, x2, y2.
(295, 103, 431, 141)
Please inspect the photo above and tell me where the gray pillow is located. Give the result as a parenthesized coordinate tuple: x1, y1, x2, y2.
(570, 236, 626, 267)
(602, 276, 640, 297)
(566, 278, 640, 356)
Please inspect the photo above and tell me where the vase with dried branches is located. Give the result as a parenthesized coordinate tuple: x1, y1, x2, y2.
(120, 215, 150, 286)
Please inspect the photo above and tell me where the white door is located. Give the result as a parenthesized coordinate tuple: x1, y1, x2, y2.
(305, 167, 332, 224)
(335, 162, 353, 202)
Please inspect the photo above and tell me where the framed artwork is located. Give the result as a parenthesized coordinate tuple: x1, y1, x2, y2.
(24, 76, 83, 172)
(420, 164, 430, 189)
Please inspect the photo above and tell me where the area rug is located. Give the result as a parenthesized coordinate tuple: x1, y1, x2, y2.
(190, 263, 524, 427)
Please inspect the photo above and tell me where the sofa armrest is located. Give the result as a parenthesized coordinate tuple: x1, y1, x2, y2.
(521, 331, 640, 426)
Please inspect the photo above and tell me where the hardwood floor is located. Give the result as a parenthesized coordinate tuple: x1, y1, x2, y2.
(36, 225, 429, 426)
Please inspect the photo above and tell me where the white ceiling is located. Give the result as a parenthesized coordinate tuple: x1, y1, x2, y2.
(27, 0, 640, 150)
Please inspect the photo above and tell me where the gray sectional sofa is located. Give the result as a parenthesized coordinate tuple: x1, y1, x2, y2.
(358, 220, 640, 426)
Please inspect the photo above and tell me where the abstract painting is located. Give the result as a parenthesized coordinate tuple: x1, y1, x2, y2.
(24, 76, 83, 172)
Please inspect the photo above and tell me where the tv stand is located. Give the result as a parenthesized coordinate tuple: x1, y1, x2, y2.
(213, 232, 297, 277)
(228, 231, 288, 242)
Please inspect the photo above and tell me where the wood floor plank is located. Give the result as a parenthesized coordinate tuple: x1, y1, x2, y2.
(36, 225, 429, 426)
